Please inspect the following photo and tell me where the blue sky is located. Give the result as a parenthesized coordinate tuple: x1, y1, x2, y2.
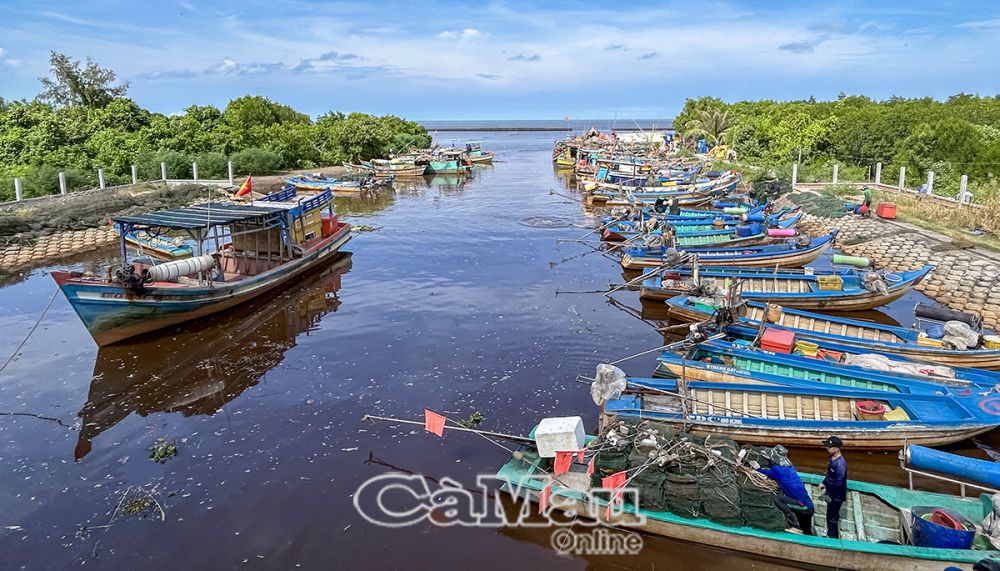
(0, 0, 998, 120)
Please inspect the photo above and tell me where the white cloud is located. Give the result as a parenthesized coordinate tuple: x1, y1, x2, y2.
(461, 28, 481, 39)
(0, 48, 6, 58)
(438, 28, 482, 40)
(958, 18, 1000, 29)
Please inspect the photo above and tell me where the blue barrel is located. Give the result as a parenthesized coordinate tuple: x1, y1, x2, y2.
(908, 445, 1000, 489)
(910, 507, 975, 549)
(745, 213, 765, 223)
(735, 224, 754, 237)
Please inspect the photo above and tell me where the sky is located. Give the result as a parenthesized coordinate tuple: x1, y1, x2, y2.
(0, 0, 998, 120)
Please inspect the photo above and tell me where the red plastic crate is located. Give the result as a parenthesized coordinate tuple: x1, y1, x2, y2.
(876, 202, 897, 219)
(761, 328, 795, 354)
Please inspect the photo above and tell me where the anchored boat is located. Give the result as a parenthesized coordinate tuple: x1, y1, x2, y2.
(622, 232, 838, 270)
(53, 191, 351, 346)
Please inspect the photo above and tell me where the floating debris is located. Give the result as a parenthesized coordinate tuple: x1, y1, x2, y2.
(148, 438, 178, 463)
(351, 224, 383, 233)
(518, 216, 576, 228)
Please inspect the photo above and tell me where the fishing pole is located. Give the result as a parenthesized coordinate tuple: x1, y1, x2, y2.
(361, 414, 533, 443)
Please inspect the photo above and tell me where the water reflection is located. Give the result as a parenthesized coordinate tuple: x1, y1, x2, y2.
(74, 253, 352, 460)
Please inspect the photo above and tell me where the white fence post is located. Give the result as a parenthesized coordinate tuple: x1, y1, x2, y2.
(791, 163, 798, 188)
(14, 177, 23, 201)
(193, 162, 199, 182)
(832, 164, 839, 184)
(228, 161, 234, 185)
(161, 162, 167, 181)
(899, 166, 906, 191)
(59, 172, 67, 195)
(875, 162, 882, 185)
(927, 171, 934, 195)
(131, 165, 138, 185)
(959, 174, 970, 204)
(98, 168, 106, 189)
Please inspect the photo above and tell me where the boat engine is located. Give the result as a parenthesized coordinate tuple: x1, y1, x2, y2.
(114, 264, 146, 290)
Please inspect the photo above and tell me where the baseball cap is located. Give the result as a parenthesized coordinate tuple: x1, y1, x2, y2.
(821, 436, 844, 448)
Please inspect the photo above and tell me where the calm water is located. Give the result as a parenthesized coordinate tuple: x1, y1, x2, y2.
(0, 131, 991, 570)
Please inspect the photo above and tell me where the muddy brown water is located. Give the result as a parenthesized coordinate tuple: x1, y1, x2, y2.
(0, 131, 995, 570)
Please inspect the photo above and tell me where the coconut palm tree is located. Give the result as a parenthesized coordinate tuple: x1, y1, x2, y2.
(683, 108, 732, 146)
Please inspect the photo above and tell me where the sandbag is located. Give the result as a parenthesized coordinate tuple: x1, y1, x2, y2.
(943, 320, 980, 351)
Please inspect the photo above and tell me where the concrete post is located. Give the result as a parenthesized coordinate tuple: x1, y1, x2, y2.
(899, 166, 906, 190)
(161, 162, 167, 181)
(875, 162, 882, 185)
(131, 165, 138, 185)
(14, 177, 23, 201)
(832, 164, 839, 184)
(227, 161, 234, 185)
(98, 168, 106, 189)
(927, 171, 934, 195)
(193, 162, 199, 182)
(791, 163, 798, 188)
(59, 172, 67, 195)
(959, 174, 970, 204)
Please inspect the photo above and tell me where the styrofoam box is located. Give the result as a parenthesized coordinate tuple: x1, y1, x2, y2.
(534, 416, 585, 458)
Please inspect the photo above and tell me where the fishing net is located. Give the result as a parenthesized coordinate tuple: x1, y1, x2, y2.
(588, 419, 787, 531)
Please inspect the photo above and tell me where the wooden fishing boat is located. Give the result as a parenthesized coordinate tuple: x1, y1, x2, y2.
(464, 141, 494, 165)
(606, 211, 803, 243)
(285, 175, 340, 191)
(498, 434, 1000, 570)
(640, 265, 932, 311)
(652, 339, 996, 393)
(115, 226, 193, 260)
(371, 158, 426, 178)
(425, 158, 472, 175)
(622, 232, 837, 270)
(52, 191, 351, 346)
(594, 176, 741, 207)
(664, 297, 1000, 370)
(605, 378, 1000, 448)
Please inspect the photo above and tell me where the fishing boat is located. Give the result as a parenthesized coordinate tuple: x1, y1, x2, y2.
(601, 207, 799, 242)
(622, 232, 837, 270)
(639, 265, 932, 311)
(664, 297, 1000, 370)
(592, 175, 741, 207)
(464, 141, 494, 165)
(652, 338, 999, 394)
(604, 377, 1000, 448)
(285, 174, 340, 191)
(52, 191, 351, 346)
(371, 158, 427, 178)
(605, 212, 803, 243)
(114, 226, 193, 260)
(498, 430, 1000, 570)
(425, 154, 473, 175)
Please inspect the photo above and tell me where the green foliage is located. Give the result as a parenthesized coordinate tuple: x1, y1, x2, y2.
(140, 150, 192, 180)
(231, 147, 282, 176)
(677, 94, 1000, 199)
(193, 151, 228, 179)
(37, 51, 129, 108)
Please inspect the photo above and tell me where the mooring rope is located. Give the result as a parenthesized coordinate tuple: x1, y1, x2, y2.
(0, 285, 59, 376)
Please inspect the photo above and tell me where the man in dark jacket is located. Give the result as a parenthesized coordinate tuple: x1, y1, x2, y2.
(820, 436, 848, 539)
(757, 445, 814, 534)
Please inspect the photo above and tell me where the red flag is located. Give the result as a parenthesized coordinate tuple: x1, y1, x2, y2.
(553, 451, 574, 476)
(602, 470, 627, 506)
(586, 456, 595, 476)
(424, 409, 446, 437)
(577, 449, 585, 463)
(236, 175, 253, 197)
(538, 482, 552, 514)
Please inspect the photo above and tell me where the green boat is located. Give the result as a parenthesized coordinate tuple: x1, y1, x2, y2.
(497, 436, 1000, 570)
(425, 159, 471, 175)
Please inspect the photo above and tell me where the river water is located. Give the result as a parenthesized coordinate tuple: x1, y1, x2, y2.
(0, 131, 994, 569)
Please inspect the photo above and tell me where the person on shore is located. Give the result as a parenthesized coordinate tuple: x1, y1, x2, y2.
(819, 436, 848, 539)
(756, 445, 815, 534)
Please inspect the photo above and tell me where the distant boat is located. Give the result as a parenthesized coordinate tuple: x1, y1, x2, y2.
(371, 158, 426, 178)
(53, 190, 351, 346)
(464, 141, 494, 165)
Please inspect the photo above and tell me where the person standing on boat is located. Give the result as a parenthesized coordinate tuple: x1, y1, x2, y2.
(756, 445, 814, 534)
(819, 436, 848, 539)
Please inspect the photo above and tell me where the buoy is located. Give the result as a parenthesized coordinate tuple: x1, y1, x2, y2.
(767, 228, 796, 237)
(833, 254, 870, 268)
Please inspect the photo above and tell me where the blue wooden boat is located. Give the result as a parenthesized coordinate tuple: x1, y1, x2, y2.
(622, 231, 837, 270)
(652, 338, 998, 394)
(595, 174, 741, 207)
(52, 191, 351, 346)
(602, 206, 796, 241)
(498, 428, 1000, 569)
(663, 296, 1000, 370)
(605, 211, 803, 243)
(640, 265, 931, 311)
(605, 377, 1000, 448)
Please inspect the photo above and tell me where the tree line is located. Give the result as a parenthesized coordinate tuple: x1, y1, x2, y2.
(0, 52, 431, 201)
(673, 94, 1000, 198)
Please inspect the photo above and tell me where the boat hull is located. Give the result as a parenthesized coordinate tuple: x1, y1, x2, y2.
(622, 239, 833, 270)
(53, 226, 352, 346)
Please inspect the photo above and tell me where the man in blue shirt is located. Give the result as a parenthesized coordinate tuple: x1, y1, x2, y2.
(820, 436, 848, 539)
(757, 445, 815, 534)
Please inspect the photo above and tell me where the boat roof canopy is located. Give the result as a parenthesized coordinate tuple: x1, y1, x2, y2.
(113, 202, 288, 230)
